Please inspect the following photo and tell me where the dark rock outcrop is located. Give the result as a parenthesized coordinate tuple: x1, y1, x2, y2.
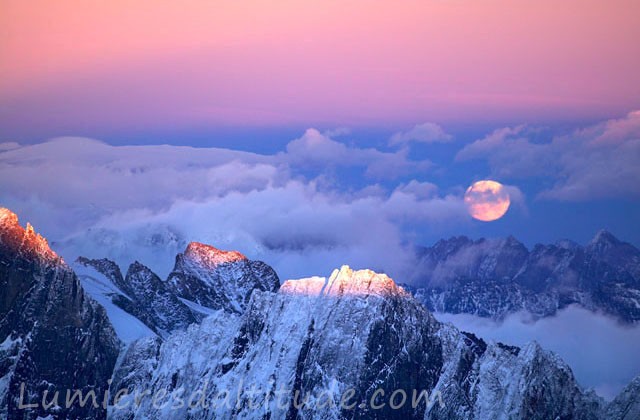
(0, 208, 120, 419)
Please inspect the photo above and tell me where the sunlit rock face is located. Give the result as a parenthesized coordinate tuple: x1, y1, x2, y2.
(280, 265, 410, 298)
(405, 232, 640, 323)
(166, 242, 280, 313)
(110, 266, 605, 420)
(182, 242, 247, 268)
(0, 208, 59, 264)
(0, 208, 119, 419)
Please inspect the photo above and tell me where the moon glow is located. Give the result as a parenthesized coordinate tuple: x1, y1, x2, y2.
(464, 180, 511, 222)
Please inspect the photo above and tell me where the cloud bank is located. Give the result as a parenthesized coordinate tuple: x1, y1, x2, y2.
(284, 128, 430, 178)
(1, 112, 637, 280)
(457, 111, 640, 200)
(0, 130, 469, 280)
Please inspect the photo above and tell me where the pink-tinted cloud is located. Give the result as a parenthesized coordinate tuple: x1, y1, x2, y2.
(0, 142, 20, 151)
(389, 123, 452, 146)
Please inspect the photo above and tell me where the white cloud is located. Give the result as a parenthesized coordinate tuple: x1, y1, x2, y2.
(455, 125, 551, 179)
(456, 111, 640, 201)
(385, 183, 467, 225)
(389, 122, 452, 146)
(0, 137, 276, 213)
(57, 180, 452, 281)
(283, 128, 431, 179)
(392, 180, 439, 200)
(0, 132, 466, 281)
(503, 184, 528, 214)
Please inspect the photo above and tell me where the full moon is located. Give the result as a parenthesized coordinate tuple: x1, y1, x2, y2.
(464, 180, 511, 222)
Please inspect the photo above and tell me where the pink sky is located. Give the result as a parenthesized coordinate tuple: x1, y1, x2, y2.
(1, 0, 639, 130)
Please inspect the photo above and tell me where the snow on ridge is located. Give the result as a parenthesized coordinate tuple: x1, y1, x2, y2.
(280, 275, 326, 295)
(73, 261, 156, 343)
(280, 265, 410, 298)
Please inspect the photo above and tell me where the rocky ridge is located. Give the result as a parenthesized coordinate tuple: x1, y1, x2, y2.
(404, 231, 640, 323)
(108, 266, 627, 420)
(0, 208, 120, 419)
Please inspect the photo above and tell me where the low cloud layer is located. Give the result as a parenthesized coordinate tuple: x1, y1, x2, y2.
(58, 182, 443, 280)
(436, 307, 640, 400)
(0, 131, 469, 280)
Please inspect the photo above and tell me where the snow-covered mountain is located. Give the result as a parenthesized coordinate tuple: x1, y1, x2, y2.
(74, 242, 280, 341)
(0, 208, 120, 419)
(403, 231, 640, 323)
(606, 376, 640, 420)
(107, 266, 635, 419)
(75, 257, 200, 338)
(2, 206, 640, 419)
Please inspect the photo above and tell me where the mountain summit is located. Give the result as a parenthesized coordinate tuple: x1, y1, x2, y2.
(167, 241, 279, 313)
(182, 241, 247, 268)
(281, 265, 409, 298)
(0, 208, 59, 263)
(75, 241, 280, 341)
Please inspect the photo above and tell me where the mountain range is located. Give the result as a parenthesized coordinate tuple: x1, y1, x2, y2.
(0, 207, 639, 419)
(402, 231, 640, 324)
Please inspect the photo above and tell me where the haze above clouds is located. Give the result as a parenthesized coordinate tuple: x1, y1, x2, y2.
(3, 1, 640, 137)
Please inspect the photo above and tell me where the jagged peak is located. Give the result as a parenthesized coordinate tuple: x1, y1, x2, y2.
(280, 265, 409, 298)
(434, 235, 473, 248)
(182, 241, 247, 268)
(606, 376, 640, 420)
(0, 207, 19, 226)
(128, 260, 151, 272)
(0, 207, 59, 263)
(555, 238, 579, 250)
(589, 229, 620, 246)
(75, 256, 124, 284)
(76, 255, 116, 266)
(503, 234, 525, 247)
